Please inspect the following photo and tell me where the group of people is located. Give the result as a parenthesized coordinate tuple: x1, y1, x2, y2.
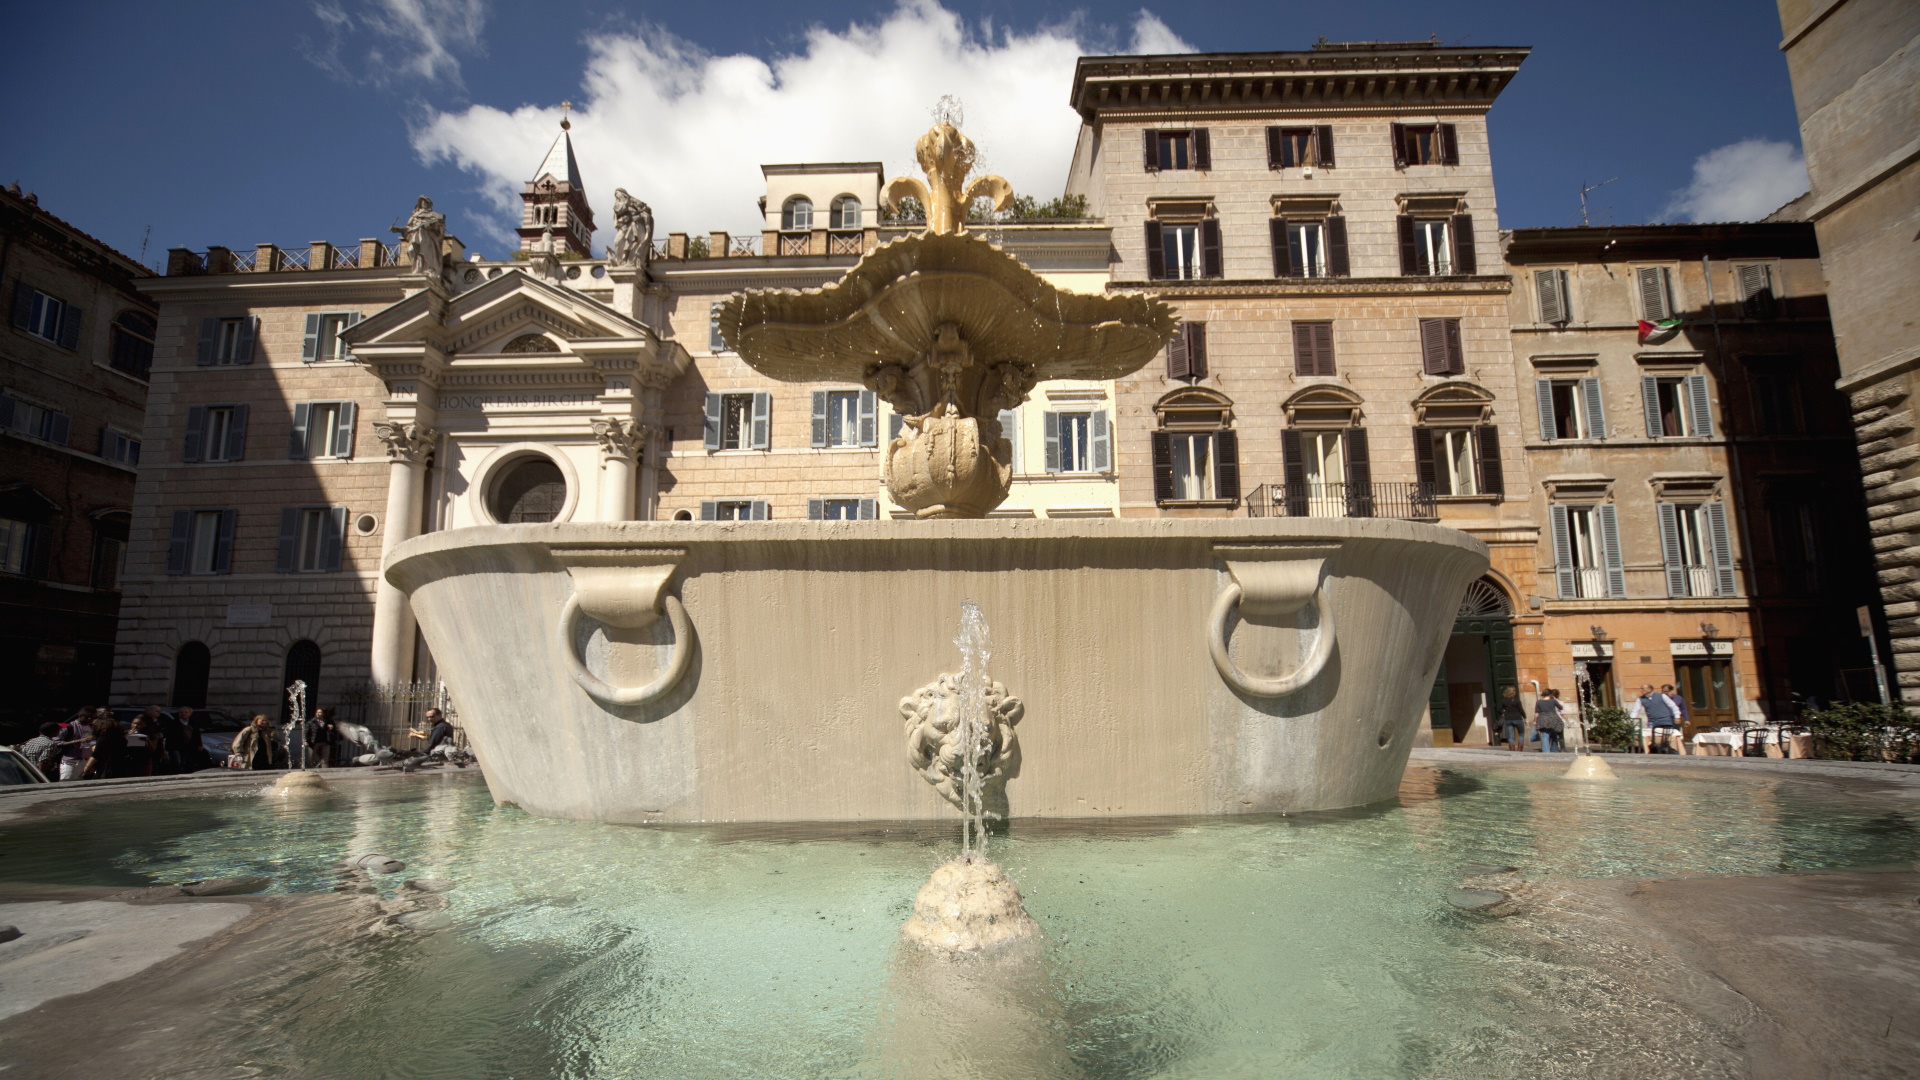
(20, 705, 205, 780)
(1628, 683, 1691, 753)
(1496, 687, 1570, 752)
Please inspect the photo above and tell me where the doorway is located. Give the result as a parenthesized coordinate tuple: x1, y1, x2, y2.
(1427, 579, 1517, 746)
(1674, 658, 1735, 735)
(171, 642, 210, 708)
(282, 640, 321, 720)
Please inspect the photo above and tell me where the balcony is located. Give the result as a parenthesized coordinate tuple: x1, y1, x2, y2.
(1246, 482, 1437, 520)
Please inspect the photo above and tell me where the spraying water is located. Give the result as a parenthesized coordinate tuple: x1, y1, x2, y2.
(954, 599, 991, 857)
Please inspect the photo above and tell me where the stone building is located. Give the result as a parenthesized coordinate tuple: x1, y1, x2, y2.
(1503, 221, 1875, 734)
(1061, 41, 1542, 744)
(0, 185, 155, 733)
(1773, 0, 1920, 704)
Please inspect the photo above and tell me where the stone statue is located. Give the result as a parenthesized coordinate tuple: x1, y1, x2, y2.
(392, 196, 447, 278)
(882, 122, 1013, 235)
(609, 188, 654, 268)
(902, 673, 1022, 811)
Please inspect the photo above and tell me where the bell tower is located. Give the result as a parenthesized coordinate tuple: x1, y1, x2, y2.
(518, 104, 596, 257)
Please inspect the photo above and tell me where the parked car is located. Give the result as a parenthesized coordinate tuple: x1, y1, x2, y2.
(89, 707, 249, 765)
(0, 747, 50, 785)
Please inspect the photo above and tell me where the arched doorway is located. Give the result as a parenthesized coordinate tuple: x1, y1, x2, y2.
(282, 640, 321, 720)
(171, 642, 211, 708)
(1426, 578, 1517, 746)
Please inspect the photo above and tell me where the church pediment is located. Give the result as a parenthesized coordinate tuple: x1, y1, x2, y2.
(343, 268, 653, 356)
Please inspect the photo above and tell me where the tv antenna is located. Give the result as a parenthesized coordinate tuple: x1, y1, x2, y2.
(1578, 178, 1617, 227)
(138, 225, 151, 264)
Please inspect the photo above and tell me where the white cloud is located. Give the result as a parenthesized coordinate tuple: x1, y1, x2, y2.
(1128, 11, 1195, 54)
(1661, 138, 1809, 223)
(412, 0, 1195, 250)
(309, 0, 488, 87)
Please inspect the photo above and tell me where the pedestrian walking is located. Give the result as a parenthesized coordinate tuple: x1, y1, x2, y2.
(229, 715, 276, 770)
(1496, 687, 1527, 750)
(306, 708, 339, 768)
(54, 711, 94, 780)
(85, 716, 127, 779)
(171, 706, 204, 772)
(20, 722, 62, 779)
(1533, 689, 1567, 753)
(124, 716, 163, 777)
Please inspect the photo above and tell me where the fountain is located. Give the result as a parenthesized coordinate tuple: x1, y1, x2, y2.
(383, 119, 1490, 828)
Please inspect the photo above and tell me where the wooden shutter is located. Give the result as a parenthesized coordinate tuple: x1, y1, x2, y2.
(1597, 504, 1625, 597)
(1686, 373, 1713, 436)
(1315, 124, 1336, 167)
(342, 312, 363, 360)
(1390, 123, 1408, 167)
(197, 318, 217, 365)
(1580, 377, 1605, 439)
(1292, 323, 1317, 376)
(1397, 215, 1419, 275)
(1150, 430, 1175, 503)
(1474, 425, 1504, 497)
(1312, 322, 1335, 375)
(1144, 220, 1165, 280)
(1450, 214, 1476, 274)
(1536, 379, 1558, 440)
(1412, 426, 1436, 487)
(1280, 428, 1307, 515)
(276, 508, 300, 571)
(1143, 129, 1159, 172)
(1535, 269, 1566, 325)
(1657, 502, 1686, 596)
(335, 402, 356, 458)
(1418, 319, 1449, 375)
(46, 410, 69, 445)
(1192, 128, 1211, 171)
(8, 282, 29, 328)
(235, 317, 257, 363)
(183, 405, 207, 463)
(1642, 376, 1663, 436)
(807, 498, 824, 521)
(859, 498, 876, 520)
(750, 499, 769, 521)
(0, 393, 12, 431)
(1707, 502, 1736, 596)
(58, 304, 82, 350)
(699, 500, 716, 520)
(750, 392, 771, 449)
(1265, 126, 1283, 169)
(1091, 410, 1111, 472)
(810, 391, 828, 447)
(1438, 123, 1459, 165)
(213, 509, 236, 574)
(1444, 319, 1464, 374)
(1168, 323, 1191, 378)
(703, 393, 722, 449)
(1325, 216, 1349, 276)
(1199, 219, 1223, 279)
(1637, 267, 1670, 320)
(1214, 429, 1240, 501)
(289, 403, 311, 458)
(1737, 264, 1773, 317)
(302, 314, 321, 361)
(858, 390, 877, 446)
(1550, 505, 1576, 597)
(320, 507, 347, 571)
(1270, 218, 1292, 277)
(1043, 412, 1061, 473)
(1185, 322, 1208, 377)
(226, 403, 249, 461)
(167, 510, 193, 574)
(1344, 428, 1373, 516)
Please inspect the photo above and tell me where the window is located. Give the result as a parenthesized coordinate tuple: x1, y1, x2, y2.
(705, 391, 771, 451)
(197, 316, 257, 365)
(1535, 377, 1604, 440)
(1270, 215, 1349, 278)
(782, 197, 813, 231)
(1168, 432, 1215, 500)
(109, 311, 155, 378)
(1285, 429, 1351, 518)
(1658, 501, 1733, 598)
(1414, 425, 1503, 498)
(1734, 263, 1776, 319)
(1550, 504, 1623, 599)
(166, 508, 235, 575)
(1167, 321, 1208, 379)
(1266, 126, 1334, 169)
(1642, 373, 1712, 438)
(100, 427, 140, 465)
(1045, 410, 1109, 473)
(302, 312, 362, 362)
(1390, 123, 1459, 167)
(489, 457, 566, 523)
(290, 401, 357, 459)
(811, 390, 877, 448)
(0, 391, 72, 445)
(1534, 269, 1571, 325)
(1398, 214, 1475, 276)
(1151, 388, 1239, 505)
(0, 518, 36, 576)
(1417, 318, 1465, 375)
(10, 283, 82, 349)
(808, 497, 877, 520)
(701, 499, 768, 521)
(831, 196, 861, 230)
(277, 506, 347, 572)
(1292, 322, 1336, 376)
(1747, 359, 1802, 435)
(1145, 219, 1221, 280)
(1770, 499, 1819, 593)
(709, 303, 730, 353)
(1636, 267, 1674, 321)
(1144, 128, 1210, 171)
(90, 515, 128, 590)
(183, 404, 247, 462)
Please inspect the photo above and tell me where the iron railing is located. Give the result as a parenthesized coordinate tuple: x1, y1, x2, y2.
(829, 231, 864, 255)
(778, 232, 810, 256)
(1246, 481, 1437, 520)
(335, 680, 463, 755)
(729, 236, 761, 257)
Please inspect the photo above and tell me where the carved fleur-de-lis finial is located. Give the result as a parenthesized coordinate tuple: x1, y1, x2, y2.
(883, 114, 1013, 235)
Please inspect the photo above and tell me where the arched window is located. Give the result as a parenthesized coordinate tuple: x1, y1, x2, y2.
(110, 311, 155, 379)
(831, 195, 861, 230)
(1279, 385, 1369, 518)
(1411, 382, 1504, 500)
(782, 196, 814, 231)
(172, 641, 210, 708)
(283, 640, 321, 719)
(1151, 388, 1239, 507)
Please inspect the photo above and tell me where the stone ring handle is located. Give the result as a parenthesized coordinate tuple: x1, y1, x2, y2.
(1207, 545, 1338, 698)
(558, 591, 693, 708)
(550, 547, 692, 710)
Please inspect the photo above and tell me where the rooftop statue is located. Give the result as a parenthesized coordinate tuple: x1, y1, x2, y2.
(609, 187, 654, 269)
(392, 195, 447, 279)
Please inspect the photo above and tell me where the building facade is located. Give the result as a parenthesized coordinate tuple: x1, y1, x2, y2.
(1773, 0, 1920, 705)
(1, 185, 155, 735)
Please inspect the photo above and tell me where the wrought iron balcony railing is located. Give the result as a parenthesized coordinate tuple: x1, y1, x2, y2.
(1246, 481, 1438, 520)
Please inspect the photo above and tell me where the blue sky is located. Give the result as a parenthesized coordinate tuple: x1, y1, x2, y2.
(1, 1, 1806, 268)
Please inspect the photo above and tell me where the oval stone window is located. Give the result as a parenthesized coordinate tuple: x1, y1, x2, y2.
(490, 456, 567, 523)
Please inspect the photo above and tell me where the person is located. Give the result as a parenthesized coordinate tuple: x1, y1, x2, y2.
(1631, 685, 1682, 753)
(123, 716, 160, 777)
(1533, 689, 1568, 753)
(305, 708, 338, 769)
(85, 716, 127, 779)
(1660, 684, 1691, 728)
(1496, 687, 1527, 750)
(172, 706, 206, 772)
(230, 715, 275, 771)
(55, 710, 94, 781)
(20, 722, 62, 779)
(408, 708, 454, 754)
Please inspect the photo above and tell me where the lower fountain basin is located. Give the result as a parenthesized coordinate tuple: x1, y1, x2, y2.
(385, 518, 1487, 823)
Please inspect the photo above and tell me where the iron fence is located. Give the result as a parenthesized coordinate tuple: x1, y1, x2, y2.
(1246, 481, 1437, 520)
(334, 680, 462, 755)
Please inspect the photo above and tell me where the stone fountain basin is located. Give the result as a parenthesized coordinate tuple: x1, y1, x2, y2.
(385, 519, 1487, 824)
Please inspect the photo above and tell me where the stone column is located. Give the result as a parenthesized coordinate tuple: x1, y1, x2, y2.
(370, 421, 436, 686)
(592, 419, 646, 521)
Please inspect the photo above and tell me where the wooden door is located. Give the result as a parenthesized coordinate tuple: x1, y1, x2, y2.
(1674, 658, 1736, 736)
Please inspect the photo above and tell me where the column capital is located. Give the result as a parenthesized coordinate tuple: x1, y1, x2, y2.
(372, 421, 437, 464)
(592, 417, 652, 462)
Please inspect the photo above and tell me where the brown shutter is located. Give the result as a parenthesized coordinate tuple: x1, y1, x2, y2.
(1444, 318, 1464, 374)
(1438, 123, 1459, 165)
(1151, 430, 1175, 502)
(1451, 214, 1476, 274)
(1397, 215, 1419, 275)
(1167, 322, 1190, 379)
(1144, 220, 1165, 280)
(1413, 426, 1436, 487)
(1186, 322, 1208, 377)
(1474, 425, 1504, 497)
(1199, 219, 1223, 278)
(1325, 215, 1349, 276)
(1390, 123, 1408, 167)
(1292, 323, 1315, 375)
(1280, 428, 1306, 515)
(1315, 124, 1335, 168)
(1343, 428, 1372, 516)
(1265, 126, 1283, 169)
(1192, 128, 1211, 171)
(1143, 129, 1159, 172)
(1419, 318, 1449, 374)
(1214, 429, 1240, 502)
(1313, 322, 1336, 375)
(1270, 218, 1291, 277)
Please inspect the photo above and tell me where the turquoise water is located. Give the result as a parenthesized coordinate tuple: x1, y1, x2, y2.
(1, 765, 1915, 1079)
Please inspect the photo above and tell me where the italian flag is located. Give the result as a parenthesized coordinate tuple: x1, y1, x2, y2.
(1638, 318, 1683, 345)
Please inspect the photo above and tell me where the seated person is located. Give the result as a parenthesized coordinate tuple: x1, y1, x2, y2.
(407, 708, 455, 755)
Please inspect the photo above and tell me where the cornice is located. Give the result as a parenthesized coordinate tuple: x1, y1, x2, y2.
(1071, 48, 1529, 120)
(136, 270, 409, 304)
(1108, 275, 1512, 299)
